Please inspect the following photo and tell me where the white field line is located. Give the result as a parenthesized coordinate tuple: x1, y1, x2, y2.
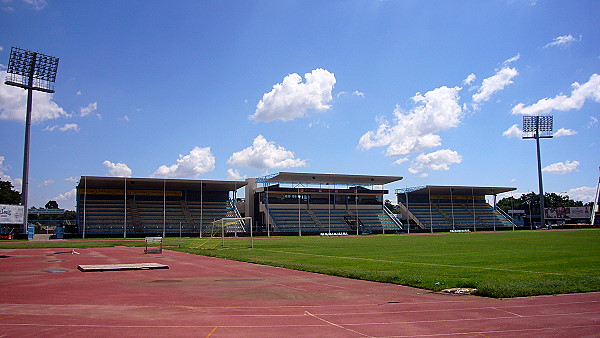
(255, 248, 599, 279)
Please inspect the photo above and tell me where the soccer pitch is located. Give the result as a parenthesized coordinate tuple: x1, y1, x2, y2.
(2, 229, 598, 298)
(173, 229, 600, 298)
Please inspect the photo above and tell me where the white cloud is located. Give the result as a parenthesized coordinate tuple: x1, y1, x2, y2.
(502, 124, 522, 138)
(511, 73, 600, 115)
(250, 68, 336, 122)
(22, 0, 48, 10)
(463, 73, 476, 86)
(392, 157, 409, 166)
(65, 176, 79, 183)
(44, 123, 80, 132)
(542, 160, 579, 175)
(54, 188, 76, 202)
(60, 123, 80, 132)
(79, 102, 97, 117)
(38, 179, 54, 187)
(227, 135, 307, 171)
(408, 149, 463, 174)
(553, 128, 577, 137)
(587, 116, 598, 129)
(358, 86, 463, 157)
(103, 160, 132, 177)
(566, 186, 596, 203)
(76, 91, 82, 96)
(544, 34, 580, 48)
(472, 67, 518, 103)
(151, 147, 215, 178)
(226, 168, 246, 180)
(503, 53, 521, 66)
(0, 71, 67, 122)
(352, 90, 365, 97)
(0, 156, 22, 192)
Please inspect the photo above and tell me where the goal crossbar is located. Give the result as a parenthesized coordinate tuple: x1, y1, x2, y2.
(209, 217, 253, 248)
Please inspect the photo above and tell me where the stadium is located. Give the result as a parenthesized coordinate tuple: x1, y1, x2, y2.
(74, 172, 526, 237)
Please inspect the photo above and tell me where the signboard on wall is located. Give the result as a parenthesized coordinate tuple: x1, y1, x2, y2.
(544, 207, 591, 219)
(0, 204, 25, 224)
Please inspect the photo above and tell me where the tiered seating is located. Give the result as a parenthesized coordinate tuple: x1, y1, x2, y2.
(268, 206, 320, 232)
(470, 202, 514, 227)
(404, 201, 515, 230)
(80, 199, 133, 234)
(406, 202, 452, 229)
(186, 201, 237, 232)
(310, 208, 352, 232)
(135, 200, 188, 234)
(349, 207, 401, 232)
(268, 205, 400, 233)
(81, 199, 239, 235)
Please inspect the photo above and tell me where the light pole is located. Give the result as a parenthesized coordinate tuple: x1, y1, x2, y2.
(523, 115, 553, 229)
(4, 47, 59, 234)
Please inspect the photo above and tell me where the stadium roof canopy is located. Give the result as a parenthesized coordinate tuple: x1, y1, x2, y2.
(396, 185, 516, 196)
(264, 172, 403, 185)
(78, 176, 247, 191)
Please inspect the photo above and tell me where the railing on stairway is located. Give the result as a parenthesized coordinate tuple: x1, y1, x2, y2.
(383, 205, 403, 230)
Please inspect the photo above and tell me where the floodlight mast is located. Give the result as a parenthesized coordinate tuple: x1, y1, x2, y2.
(4, 47, 59, 234)
(522, 115, 553, 228)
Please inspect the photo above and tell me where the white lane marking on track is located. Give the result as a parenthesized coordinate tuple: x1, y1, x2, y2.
(304, 311, 373, 337)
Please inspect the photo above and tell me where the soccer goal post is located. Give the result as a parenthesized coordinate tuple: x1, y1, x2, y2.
(208, 217, 253, 248)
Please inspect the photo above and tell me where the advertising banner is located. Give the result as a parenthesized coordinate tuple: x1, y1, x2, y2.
(0, 204, 25, 224)
(544, 207, 591, 219)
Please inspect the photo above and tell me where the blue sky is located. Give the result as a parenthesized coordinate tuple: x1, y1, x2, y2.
(1, 0, 599, 210)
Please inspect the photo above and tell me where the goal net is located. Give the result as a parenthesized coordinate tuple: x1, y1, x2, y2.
(201, 217, 253, 249)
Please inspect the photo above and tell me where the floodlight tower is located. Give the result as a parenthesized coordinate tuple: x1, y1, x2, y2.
(5, 47, 60, 234)
(522, 115, 553, 228)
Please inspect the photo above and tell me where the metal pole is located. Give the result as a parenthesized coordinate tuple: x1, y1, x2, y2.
(266, 183, 270, 237)
(535, 122, 546, 228)
(450, 188, 455, 230)
(355, 187, 359, 235)
(124, 177, 127, 238)
(163, 179, 166, 238)
(20, 53, 37, 234)
(382, 184, 385, 235)
(428, 186, 433, 233)
(405, 190, 410, 234)
(298, 186, 302, 237)
(83, 176, 87, 239)
(328, 188, 331, 234)
(200, 180, 203, 238)
(493, 192, 497, 231)
(472, 187, 476, 232)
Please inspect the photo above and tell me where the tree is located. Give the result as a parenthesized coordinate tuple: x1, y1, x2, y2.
(45, 200, 59, 209)
(497, 192, 591, 215)
(0, 180, 21, 204)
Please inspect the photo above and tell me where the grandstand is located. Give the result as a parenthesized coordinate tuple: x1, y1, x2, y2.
(396, 186, 517, 231)
(76, 176, 246, 236)
(245, 172, 404, 235)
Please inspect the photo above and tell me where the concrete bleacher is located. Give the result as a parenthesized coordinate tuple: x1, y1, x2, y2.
(403, 200, 515, 230)
(267, 205, 401, 233)
(81, 198, 237, 235)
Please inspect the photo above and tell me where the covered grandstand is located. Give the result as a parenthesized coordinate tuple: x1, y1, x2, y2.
(245, 172, 404, 235)
(76, 176, 246, 237)
(396, 185, 517, 231)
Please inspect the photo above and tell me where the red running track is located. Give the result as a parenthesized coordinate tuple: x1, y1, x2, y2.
(1, 247, 599, 337)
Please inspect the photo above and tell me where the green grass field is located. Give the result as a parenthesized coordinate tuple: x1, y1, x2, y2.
(2, 229, 599, 298)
